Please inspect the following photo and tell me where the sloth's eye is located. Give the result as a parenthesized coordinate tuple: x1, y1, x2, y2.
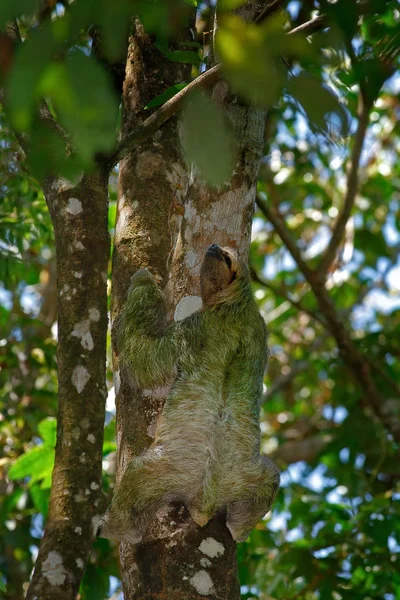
(224, 254, 232, 269)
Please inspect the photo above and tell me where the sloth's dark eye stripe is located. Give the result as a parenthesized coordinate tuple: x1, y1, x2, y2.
(224, 254, 232, 269)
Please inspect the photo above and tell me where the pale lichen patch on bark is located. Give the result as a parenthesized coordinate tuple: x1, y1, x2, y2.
(71, 365, 90, 394)
(200, 557, 212, 568)
(71, 319, 94, 351)
(165, 161, 189, 204)
(92, 515, 101, 536)
(76, 558, 85, 569)
(42, 551, 68, 587)
(189, 570, 214, 595)
(66, 198, 83, 215)
(115, 204, 134, 244)
(87, 434, 96, 443)
(89, 308, 100, 322)
(185, 249, 200, 270)
(183, 199, 201, 234)
(198, 537, 225, 559)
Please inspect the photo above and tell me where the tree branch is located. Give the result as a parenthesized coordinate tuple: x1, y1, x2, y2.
(271, 434, 332, 465)
(112, 63, 222, 166)
(288, 14, 328, 37)
(255, 0, 287, 24)
(251, 267, 326, 326)
(256, 196, 316, 285)
(264, 360, 309, 402)
(258, 199, 400, 444)
(317, 99, 371, 279)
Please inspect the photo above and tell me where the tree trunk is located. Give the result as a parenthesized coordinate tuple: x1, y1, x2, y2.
(26, 171, 110, 600)
(113, 4, 268, 599)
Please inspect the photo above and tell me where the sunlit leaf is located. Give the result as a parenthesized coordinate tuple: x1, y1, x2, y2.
(216, 15, 289, 106)
(288, 72, 350, 137)
(218, 0, 247, 10)
(30, 483, 50, 517)
(181, 90, 235, 186)
(8, 445, 55, 484)
(0, 0, 41, 28)
(6, 25, 57, 131)
(145, 83, 188, 109)
(38, 417, 57, 447)
(38, 50, 119, 161)
(166, 50, 201, 64)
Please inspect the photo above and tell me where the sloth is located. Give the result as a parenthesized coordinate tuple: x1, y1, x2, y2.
(99, 244, 280, 544)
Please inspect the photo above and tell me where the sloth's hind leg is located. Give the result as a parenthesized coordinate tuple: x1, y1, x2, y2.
(226, 456, 280, 543)
(99, 448, 183, 543)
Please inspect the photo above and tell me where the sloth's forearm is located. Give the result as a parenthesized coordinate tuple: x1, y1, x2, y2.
(118, 332, 177, 388)
(115, 272, 178, 387)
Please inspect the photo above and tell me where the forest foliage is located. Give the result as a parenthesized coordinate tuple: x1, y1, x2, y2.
(1, 0, 400, 598)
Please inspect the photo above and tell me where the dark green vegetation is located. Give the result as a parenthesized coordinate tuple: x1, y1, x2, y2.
(1, 0, 400, 599)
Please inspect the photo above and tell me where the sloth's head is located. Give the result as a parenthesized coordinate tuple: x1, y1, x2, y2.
(200, 244, 247, 306)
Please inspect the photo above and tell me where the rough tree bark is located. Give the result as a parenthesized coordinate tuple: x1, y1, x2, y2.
(112, 3, 269, 599)
(26, 171, 111, 600)
(1, 22, 115, 600)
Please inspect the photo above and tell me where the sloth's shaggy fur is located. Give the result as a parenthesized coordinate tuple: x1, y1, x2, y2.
(100, 245, 280, 543)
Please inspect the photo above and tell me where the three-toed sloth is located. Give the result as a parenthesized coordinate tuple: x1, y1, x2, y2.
(100, 244, 279, 544)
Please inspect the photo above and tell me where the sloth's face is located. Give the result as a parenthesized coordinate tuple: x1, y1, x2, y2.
(200, 244, 240, 305)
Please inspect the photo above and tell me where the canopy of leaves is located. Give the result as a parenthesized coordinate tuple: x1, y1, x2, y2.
(1, 0, 399, 599)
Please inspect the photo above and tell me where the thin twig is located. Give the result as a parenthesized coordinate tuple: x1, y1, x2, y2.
(251, 267, 326, 326)
(255, 0, 287, 24)
(264, 360, 309, 401)
(288, 14, 328, 37)
(318, 101, 371, 279)
(256, 196, 316, 285)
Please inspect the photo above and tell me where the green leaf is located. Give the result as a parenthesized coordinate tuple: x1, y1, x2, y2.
(38, 417, 57, 447)
(0, 489, 24, 521)
(0, 0, 41, 28)
(184, 0, 197, 6)
(178, 41, 202, 49)
(145, 83, 188, 109)
(181, 90, 235, 186)
(27, 120, 81, 181)
(102, 441, 117, 455)
(38, 50, 119, 161)
(288, 72, 349, 137)
(8, 445, 55, 484)
(30, 483, 50, 517)
(6, 25, 57, 131)
(216, 15, 288, 106)
(166, 50, 201, 65)
(80, 564, 111, 600)
(97, 0, 134, 61)
(218, 0, 247, 9)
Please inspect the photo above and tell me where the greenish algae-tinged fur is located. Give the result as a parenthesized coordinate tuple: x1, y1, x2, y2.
(101, 246, 280, 544)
